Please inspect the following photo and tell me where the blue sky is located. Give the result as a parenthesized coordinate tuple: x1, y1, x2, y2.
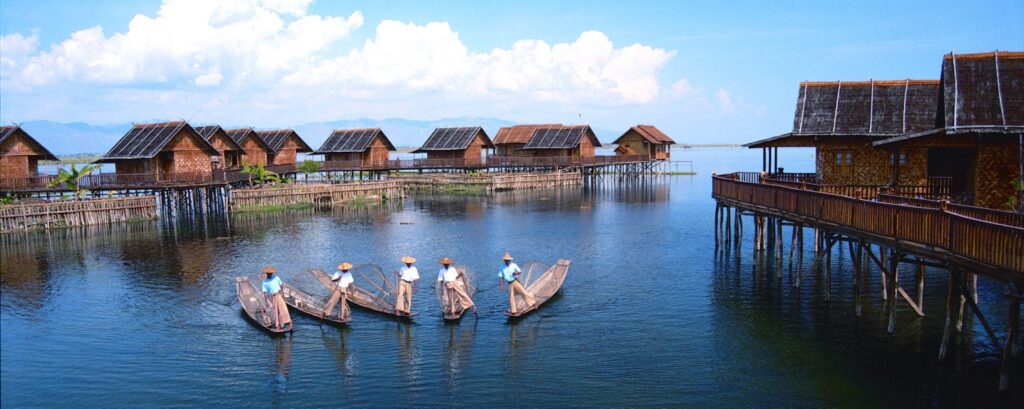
(1, 0, 1021, 143)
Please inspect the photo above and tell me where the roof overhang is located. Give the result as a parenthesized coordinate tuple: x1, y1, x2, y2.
(872, 126, 1024, 147)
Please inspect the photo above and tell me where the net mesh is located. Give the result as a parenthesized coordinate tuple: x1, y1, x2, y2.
(435, 265, 477, 316)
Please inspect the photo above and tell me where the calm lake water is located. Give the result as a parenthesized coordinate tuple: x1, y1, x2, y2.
(2, 148, 1021, 408)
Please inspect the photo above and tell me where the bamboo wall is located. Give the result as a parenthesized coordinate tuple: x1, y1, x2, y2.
(0, 196, 158, 232)
(0, 133, 46, 177)
(975, 138, 1021, 209)
(815, 137, 927, 186)
(241, 138, 268, 166)
(270, 137, 303, 165)
(229, 180, 404, 210)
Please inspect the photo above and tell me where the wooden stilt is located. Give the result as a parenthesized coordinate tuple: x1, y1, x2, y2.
(880, 247, 888, 301)
(887, 249, 900, 333)
(714, 203, 720, 249)
(853, 240, 863, 316)
(916, 259, 926, 315)
(957, 272, 967, 332)
(999, 285, 1021, 391)
(825, 235, 832, 300)
(939, 267, 962, 359)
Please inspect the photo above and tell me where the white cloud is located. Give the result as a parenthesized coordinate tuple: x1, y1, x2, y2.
(194, 70, 223, 86)
(715, 89, 736, 114)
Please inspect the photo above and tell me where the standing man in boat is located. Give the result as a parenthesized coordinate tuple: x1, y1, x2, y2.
(499, 252, 535, 315)
(261, 266, 293, 331)
(323, 262, 354, 320)
(394, 256, 419, 316)
(438, 257, 478, 317)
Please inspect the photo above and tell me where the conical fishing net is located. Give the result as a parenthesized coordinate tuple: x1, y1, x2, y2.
(435, 265, 477, 316)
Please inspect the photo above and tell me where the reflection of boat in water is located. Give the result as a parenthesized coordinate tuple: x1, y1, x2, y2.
(321, 327, 356, 379)
(435, 266, 477, 321)
(274, 337, 292, 394)
(236, 276, 289, 334)
(505, 259, 571, 318)
(310, 267, 415, 319)
(281, 280, 350, 326)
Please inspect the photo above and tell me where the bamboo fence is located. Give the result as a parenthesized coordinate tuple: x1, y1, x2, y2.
(229, 180, 404, 210)
(0, 197, 158, 232)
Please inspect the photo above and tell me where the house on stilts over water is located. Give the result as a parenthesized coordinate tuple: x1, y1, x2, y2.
(519, 125, 601, 158)
(96, 121, 219, 182)
(413, 127, 494, 166)
(226, 128, 272, 166)
(493, 124, 562, 157)
(254, 129, 313, 166)
(313, 128, 396, 168)
(194, 125, 245, 170)
(613, 125, 676, 160)
(0, 125, 58, 177)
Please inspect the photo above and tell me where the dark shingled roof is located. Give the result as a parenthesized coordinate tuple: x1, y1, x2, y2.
(225, 128, 271, 152)
(314, 128, 396, 154)
(747, 79, 940, 148)
(0, 125, 58, 161)
(255, 129, 313, 153)
(612, 125, 676, 145)
(494, 124, 562, 145)
(413, 127, 494, 153)
(194, 125, 244, 152)
(99, 121, 218, 162)
(522, 125, 602, 150)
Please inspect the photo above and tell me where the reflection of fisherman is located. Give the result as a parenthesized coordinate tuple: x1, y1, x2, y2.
(499, 252, 535, 314)
(261, 266, 293, 331)
(394, 256, 419, 316)
(437, 257, 477, 317)
(322, 262, 354, 320)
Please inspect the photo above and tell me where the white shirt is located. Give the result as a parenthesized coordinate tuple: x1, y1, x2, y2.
(332, 271, 354, 289)
(438, 266, 459, 282)
(400, 266, 420, 282)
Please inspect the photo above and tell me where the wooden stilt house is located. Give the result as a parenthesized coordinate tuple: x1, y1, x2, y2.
(612, 125, 676, 160)
(226, 128, 272, 166)
(97, 121, 218, 181)
(194, 125, 244, 169)
(745, 79, 941, 186)
(873, 51, 1023, 209)
(313, 128, 396, 168)
(520, 125, 601, 158)
(0, 125, 58, 177)
(413, 127, 494, 166)
(254, 129, 313, 166)
(494, 124, 562, 157)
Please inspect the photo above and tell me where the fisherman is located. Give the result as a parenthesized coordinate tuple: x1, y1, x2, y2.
(322, 262, 354, 320)
(261, 266, 293, 331)
(499, 252, 535, 314)
(394, 256, 419, 316)
(437, 257, 477, 317)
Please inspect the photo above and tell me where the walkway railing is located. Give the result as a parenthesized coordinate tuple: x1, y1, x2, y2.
(713, 172, 1023, 279)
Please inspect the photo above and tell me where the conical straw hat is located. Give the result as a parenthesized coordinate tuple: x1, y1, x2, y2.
(262, 266, 278, 274)
(400, 256, 416, 264)
(338, 262, 353, 271)
(440, 257, 453, 265)
(502, 252, 513, 261)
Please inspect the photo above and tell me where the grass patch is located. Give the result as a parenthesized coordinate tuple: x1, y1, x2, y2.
(439, 184, 488, 195)
(232, 202, 315, 213)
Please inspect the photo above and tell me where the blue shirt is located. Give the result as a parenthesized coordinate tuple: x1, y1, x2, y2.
(499, 263, 521, 283)
(262, 276, 283, 294)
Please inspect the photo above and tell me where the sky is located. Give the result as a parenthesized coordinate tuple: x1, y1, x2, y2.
(1, 0, 1022, 143)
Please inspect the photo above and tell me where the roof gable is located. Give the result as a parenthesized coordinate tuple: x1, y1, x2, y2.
(225, 128, 271, 152)
(413, 127, 493, 152)
(522, 125, 602, 150)
(255, 129, 313, 153)
(494, 124, 562, 145)
(99, 121, 218, 161)
(791, 80, 940, 135)
(315, 128, 396, 153)
(0, 125, 59, 161)
(194, 125, 244, 152)
(941, 51, 1024, 128)
(613, 125, 675, 145)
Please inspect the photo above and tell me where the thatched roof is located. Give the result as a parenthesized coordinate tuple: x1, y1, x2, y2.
(612, 125, 676, 145)
(747, 79, 940, 148)
(255, 129, 313, 153)
(194, 125, 244, 152)
(225, 128, 272, 152)
(98, 121, 218, 162)
(314, 128, 396, 154)
(413, 127, 493, 153)
(494, 124, 562, 145)
(522, 125, 602, 150)
(874, 51, 1024, 146)
(0, 125, 58, 160)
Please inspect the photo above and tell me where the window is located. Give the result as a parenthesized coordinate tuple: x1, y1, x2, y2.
(890, 151, 908, 166)
(834, 150, 853, 176)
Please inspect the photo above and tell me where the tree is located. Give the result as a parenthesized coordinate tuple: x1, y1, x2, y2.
(241, 163, 280, 188)
(297, 159, 321, 182)
(47, 163, 101, 199)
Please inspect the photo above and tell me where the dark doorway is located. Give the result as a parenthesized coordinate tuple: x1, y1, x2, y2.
(927, 147, 976, 203)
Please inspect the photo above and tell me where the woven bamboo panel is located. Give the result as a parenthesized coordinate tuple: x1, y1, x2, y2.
(975, 140, 1021, 209)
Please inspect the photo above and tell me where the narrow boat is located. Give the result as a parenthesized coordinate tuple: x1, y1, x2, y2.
(281, 281, 351, 326)
(236, 276, 289, 334)
(505, 259, 571, 318)
(310, 267, 416, 319)
(435, 266, 477, 321)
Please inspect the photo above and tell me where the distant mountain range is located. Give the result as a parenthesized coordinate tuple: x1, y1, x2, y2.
(17, 118, 623, 156)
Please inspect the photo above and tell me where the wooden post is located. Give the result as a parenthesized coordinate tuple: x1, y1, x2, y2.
(852, 240, 863, 316)
(916, 259, 925, 315)
(714, 203, 720, 249)
(887, 248, 900, 333)
(880, 247, 888, 301)
(999, 285, 1021, 391)
(825, 236, 832, 300)
(957, 272, 967, 332)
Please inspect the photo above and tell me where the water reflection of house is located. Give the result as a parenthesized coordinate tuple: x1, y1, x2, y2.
(0, 125, 58, 176)
(255, 129, 313, 166)
(97, 121, 218, 178)
(194, 125, 244, 169)
(413, 127, 494, 166)
(613, 125, 675, 160)
(226, 128, 272, 166)
(493, 124, 561, 157)
(519, 125, 601, 158)
(313, 128, 396, 167)
(872, 52, 1024, 208)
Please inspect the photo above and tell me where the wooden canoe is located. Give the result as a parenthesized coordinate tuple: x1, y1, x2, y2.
(236, 276, 289, 334)
(435, 266, 477, 321)
(281, 282, 351, 326)
(505, 259, 571, 318)
(310, 268, 416, 319)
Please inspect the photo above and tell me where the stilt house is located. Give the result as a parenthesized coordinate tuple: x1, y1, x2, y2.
(494, 124, 562, 156)
(254, 129, 313, 166)
(194, 125, 244, 169)
(613, 125, 676, 160)
(97, 121, 218, 178)
(226, 128, 272, 166)
(0, 125, 58, 177)
(520, 125, 601, 157)
(413, 127, 494, 166)
(313, 128, 396, 167)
